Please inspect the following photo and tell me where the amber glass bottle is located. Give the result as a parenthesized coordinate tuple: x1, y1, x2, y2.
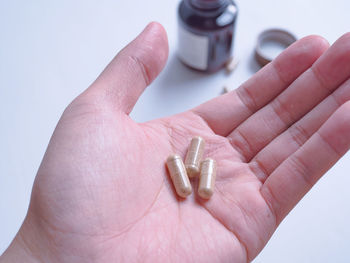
(177, 0, 238, 73)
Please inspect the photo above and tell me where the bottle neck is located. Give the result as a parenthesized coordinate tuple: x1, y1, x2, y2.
(188, 0, 228, 10)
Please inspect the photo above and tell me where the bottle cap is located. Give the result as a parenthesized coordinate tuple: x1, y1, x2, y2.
(255, 28, 297, 67)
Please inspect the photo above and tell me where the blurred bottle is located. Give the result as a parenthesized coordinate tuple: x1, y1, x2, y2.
(177, 0, 238, 73)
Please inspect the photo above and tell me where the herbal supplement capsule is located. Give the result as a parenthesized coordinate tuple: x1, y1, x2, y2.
(225, 57, 239, 75)
(185, 136, 205, 178)
(166, 155, 192, 198)
(222, 85, 231, 94)
(198, 158, 217, 199)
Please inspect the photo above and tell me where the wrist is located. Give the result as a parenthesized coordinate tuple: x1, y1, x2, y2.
(0, 212, 49, 263)
(0, 232, 40, 263)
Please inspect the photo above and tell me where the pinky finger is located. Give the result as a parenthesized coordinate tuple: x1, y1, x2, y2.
(261, 100, 350, 224)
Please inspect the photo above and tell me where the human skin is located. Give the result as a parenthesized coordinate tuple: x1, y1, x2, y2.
(1, 22, 350, 262)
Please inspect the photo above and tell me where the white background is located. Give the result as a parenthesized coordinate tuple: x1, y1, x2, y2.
(0, 0, 349, 262)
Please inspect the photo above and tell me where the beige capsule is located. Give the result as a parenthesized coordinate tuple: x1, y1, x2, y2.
(166, 154, 192, 198)
(198, 158, 217, 199)
(225, 56, 239, 75)
(185, 136, 205, 178)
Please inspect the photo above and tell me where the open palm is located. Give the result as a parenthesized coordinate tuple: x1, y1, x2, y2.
(5, 24, 350, 263)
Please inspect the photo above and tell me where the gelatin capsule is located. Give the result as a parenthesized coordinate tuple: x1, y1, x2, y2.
(185, 136, 205, 178)
(225, 57, 239, 74)
(198, 158, 217, 199)
(166, 154, 192, 198)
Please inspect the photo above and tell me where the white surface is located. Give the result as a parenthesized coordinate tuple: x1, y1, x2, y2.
(0, 0, 349, 262)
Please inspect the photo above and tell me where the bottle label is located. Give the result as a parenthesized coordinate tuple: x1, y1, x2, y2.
(177, 25, 209, 70)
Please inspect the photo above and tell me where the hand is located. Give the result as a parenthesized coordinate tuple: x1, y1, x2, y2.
(2, 23, 350, 263)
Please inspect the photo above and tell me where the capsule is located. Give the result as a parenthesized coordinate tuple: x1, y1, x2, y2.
(184, 136, 205, 178)
(166, 154, 192, 198)
(198, 158, 217, 199)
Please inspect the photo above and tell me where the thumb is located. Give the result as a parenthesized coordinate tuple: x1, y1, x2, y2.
(85, 22, 169, 114)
